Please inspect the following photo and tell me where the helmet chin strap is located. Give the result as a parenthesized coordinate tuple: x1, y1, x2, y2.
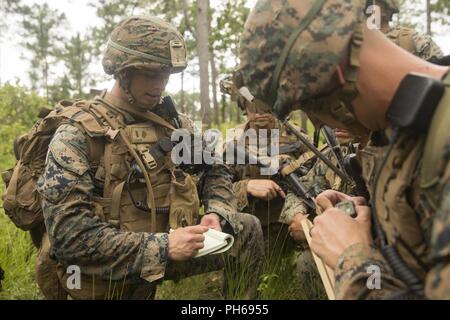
(117, 70, 136, 105)
(117, 69, 165, 110)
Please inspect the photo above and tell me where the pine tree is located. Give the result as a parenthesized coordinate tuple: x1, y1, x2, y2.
(18, 3, 66, 102)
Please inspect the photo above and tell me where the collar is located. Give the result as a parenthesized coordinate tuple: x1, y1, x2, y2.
(101, 92, 137, 124)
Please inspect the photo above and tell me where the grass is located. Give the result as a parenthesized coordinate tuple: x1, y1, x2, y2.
(0, 115, 326, 300)
(0, 212, 42, 300)
(0, 205, 325, 301)
(156, 225, 326, 301)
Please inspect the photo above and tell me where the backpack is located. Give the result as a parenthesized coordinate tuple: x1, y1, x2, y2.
(1, 100, 105, 232)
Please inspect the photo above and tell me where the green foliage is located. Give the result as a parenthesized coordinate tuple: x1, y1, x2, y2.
(397, 0, 450, 35)
(0, 0, 22, 34)
(0, 212, 41, 300)
(156, 271, 224, 300)
(212, 0, 249, 67)
(58, 33, 95, 97)
(0, 84, 46, 300)
(0, 83, 47, 169)
(88, 0, 156, 55)
(18, 3, 67, 102)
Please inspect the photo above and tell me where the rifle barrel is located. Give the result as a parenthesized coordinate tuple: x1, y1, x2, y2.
(283, 119, 348, 182)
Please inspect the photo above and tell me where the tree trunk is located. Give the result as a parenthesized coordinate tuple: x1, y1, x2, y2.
(301, 112, 308, 134)
(196, 0, 211, 128)
(236, 108, 242, 123)
(210, 55, 220, 126)
(221, 94, 227, 123)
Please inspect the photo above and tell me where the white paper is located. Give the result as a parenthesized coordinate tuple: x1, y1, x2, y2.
(195, 228, 234, 258)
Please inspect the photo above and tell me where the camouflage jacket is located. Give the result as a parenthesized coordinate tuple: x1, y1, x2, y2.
(385, 26, 443, 61)
(37, 92, 237, 284)
(227, 119, 314, 226)
(299, 144, 356, 202)
(334, 75, 450, 299)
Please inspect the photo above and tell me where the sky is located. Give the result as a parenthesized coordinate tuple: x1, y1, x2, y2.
(0, 0, 449, 93)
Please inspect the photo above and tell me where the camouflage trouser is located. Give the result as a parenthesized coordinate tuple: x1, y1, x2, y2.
(295, 248, 324, 299)
(42, 213, 264, 300)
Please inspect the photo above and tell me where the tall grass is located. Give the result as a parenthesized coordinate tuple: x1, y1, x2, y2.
(0, 212, 42, 300)
(0, 116, 326, 300)
(156, 225, 326, 300)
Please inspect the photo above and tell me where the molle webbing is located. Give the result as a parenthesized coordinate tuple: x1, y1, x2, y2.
(88, 103, 158, 232)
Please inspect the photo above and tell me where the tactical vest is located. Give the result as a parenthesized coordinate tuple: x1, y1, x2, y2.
(319, 145, 355, 194)
(37, 94, 200, 299)
(231, 120, 308, 226)
(386, 27, 416, 55)
(359, 73, 450, 286)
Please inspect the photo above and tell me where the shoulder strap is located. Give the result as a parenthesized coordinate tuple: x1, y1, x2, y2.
(397, 28, 416, 54)
(88, 103, 158, 233)
(420, 73, 450, 209)
(60, 103, 107, 166)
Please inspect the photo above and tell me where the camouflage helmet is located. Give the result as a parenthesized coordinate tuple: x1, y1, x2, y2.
(236, 0, 365, 121)
(365, 0, 400, 21)
(220, 76, 241, 103)
(365, 0, 399, 17)
(102, 16, 187, 76)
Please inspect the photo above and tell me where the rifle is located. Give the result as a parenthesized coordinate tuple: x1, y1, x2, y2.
(228, 140, 339, 299)
(321, 126, 347, 175)
(282, 118, 349, 182)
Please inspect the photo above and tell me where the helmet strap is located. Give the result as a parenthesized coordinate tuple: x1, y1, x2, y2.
(117, 70, 136, 105)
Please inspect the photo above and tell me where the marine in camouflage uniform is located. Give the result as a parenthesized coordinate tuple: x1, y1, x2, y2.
(36, 16, 264, 300)
(283, 0, 443, 295)
(220, 77, 314, 253)
(237, 0, 450, 300)
(366, 0, 443, 61)
(298, 0, 444, 211)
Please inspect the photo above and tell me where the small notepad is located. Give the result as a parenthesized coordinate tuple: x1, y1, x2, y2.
(195, 228, 234, 258)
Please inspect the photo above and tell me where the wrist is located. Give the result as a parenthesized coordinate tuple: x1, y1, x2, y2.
(245, 179, 253, 194)
(206, 212, 220, 220)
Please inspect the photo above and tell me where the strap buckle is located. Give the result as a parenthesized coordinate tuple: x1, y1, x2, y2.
(105, 128, 119, 141)
(141, 151, 157, 171)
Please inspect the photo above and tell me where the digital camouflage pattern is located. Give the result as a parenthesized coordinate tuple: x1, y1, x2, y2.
(222, 74, 327, 283)
(298, 18, 444, 210)
(228, 119, 313, 227)
(38, 123, 171, 285)
(102, 16, 187, 76)
(236, 0, 365, 117)
(297, 145, 356, 215)
(386, 27, 444, 61)
(239, 0, 450, 299)
(34, 14, 265, 299)
(226, 119, 318, 262)
(37, 92, 264, 299)
(219, 76, 312, 227)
